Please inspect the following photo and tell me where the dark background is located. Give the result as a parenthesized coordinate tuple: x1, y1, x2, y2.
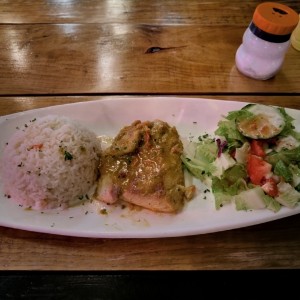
(0, 270, 298, 299)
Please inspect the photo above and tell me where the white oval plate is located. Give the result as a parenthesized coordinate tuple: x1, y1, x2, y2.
(0, 97, 299, 238)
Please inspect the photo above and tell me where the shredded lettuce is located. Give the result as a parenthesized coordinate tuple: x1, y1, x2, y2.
(266, 146, 300, 166)
(212, 164, 248, 209)
(275, 182, 300, 208)
(181, 138, 217, 181)
(273, 160, 293, 183)
(214, 119, 245, 150)
(289, 164, 300, 187)
(234, 187, 281, 212)
(277, 108, 300, 140)
(181, 104, 300, 213)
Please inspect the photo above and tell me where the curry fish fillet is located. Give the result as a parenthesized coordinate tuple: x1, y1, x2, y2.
(95, 120, 195, 213)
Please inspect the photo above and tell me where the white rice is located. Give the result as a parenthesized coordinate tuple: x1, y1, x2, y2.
(1, 115, 101, 210)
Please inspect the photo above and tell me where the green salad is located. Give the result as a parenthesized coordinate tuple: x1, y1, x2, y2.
(181, 103, 300, 212)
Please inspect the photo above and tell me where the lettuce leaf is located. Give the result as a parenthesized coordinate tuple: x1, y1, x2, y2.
(212, 164, 248, 209)
(266, 146, 300, 166)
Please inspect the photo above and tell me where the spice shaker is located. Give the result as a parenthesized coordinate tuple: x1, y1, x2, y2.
(235, 2, 299, 80)
(291, 14, 300, 51)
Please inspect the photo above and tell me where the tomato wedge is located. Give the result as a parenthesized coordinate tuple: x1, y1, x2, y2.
(261, 177, 279, 197)
(250, 140, 265, 157)
(247, 154, 272, 185)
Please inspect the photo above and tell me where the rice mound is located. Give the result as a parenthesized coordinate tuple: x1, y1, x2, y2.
(1, 115, 101, 210)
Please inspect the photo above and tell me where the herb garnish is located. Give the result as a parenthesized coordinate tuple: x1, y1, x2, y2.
(64, 150, 73, 161)
(100, 208, 108, 215)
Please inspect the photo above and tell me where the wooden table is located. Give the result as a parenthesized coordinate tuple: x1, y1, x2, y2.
(1, 0, 300, 291)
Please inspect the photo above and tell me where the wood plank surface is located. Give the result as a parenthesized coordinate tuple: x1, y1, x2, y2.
(1, 24, 300, 95)
(0, 95, 300, 271)
(1, 214, 300, 270)
(1, 95, 300, 117)
(2, 0, 297, 25)
(1, 0, 300, 274)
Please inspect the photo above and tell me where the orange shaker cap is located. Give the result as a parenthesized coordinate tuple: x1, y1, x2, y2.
(253, 2, 299, 35)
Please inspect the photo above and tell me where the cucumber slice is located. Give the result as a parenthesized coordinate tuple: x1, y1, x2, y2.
(236, 104, 285, 139)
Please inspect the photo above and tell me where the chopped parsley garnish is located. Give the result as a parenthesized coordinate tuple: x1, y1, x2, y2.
(100, 208, 108, 215)
(64, 150, 73, 161)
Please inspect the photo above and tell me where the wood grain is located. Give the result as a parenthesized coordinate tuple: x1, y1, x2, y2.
(1, 214, 300, 270)
(1, 95, 300, 117)
(0, 95, 300, 270)
(2, 0, 297, 25)
(1, 24, 300, 95)
(1, 0, 300, 272)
